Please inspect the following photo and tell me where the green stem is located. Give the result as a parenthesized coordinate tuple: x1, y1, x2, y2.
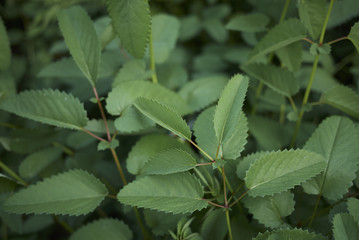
(288, 97, 298, 112)
(279, 0, 291, 22)
(202, 198, 226, 208)
(93, 87, 111, 142)
(290, 54, 320, 147)
(0, 161, 28, 186)
(2, 222, 7, 240)
(189, 140, 215, 162)
(223, 167, 228, 207)
(251, 82, 263, 115)
(226, 209, 233, 240)
(52, 142, 74, 156)
(229, 189, 249, 209)
(149, 30, 158, 84)
(318, 0, 335, 44)
(308, 194, 322, 228)
(217, 167, 234, 193)
(110, 148, 127, 186)
(53, 215, 74, 233)
(0, 121, 18, 129)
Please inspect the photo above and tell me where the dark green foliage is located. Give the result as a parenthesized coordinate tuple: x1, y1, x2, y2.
(0, 1, 359, 239)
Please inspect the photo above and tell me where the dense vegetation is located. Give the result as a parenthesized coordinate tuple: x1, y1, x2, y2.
(1, 0, 359, 239)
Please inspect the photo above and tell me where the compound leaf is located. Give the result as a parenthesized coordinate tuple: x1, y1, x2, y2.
(226, 13, 270, 32)
(302, 116, 359, 200)
(69, 219, 132, 240)
(214, 74, 248, 144)
(0, 89, 88, 130)
(107, 0, 150, 59)
(254, 228, 327, 240)
(3, 169, 108, 216)
(275, 41, 303, 72)
(0, 16, 11, 71)
(57, 6, 101, 86)
(298, 0, 327, 40)
(127, 134, 193, 175)
(106, 80, 190, 116)
(142, 148, 197, 175)
(247, 18, 306, 63)
(117, 172, 207, 214)
(242, 63, 299, 97)
(348, 21, 359, 53)
(320, 85, 359, 120)
(134, 98, 191, 140)
(332, 213, 359, 240)
(243, 191, 295, 228)
(245, 149, 326, 197)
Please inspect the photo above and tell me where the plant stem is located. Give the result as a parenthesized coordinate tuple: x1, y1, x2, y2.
(149, 30, 158, 84)
(229, 189, 249, 208)
(196, 162, 214, 166)
(226, 209, 233, 240)
(302, 37, 314, 44)
(217, 167, 234, 193)
(202, 198, 226, 208)
(290, 54, 320, 147)
(0, 121, 18, 129)
(2, 223, 7, 240)
(288, 97, 298, 112)
(93, 87, 111, 142)
(81, 128, 107, 142)
(319, 0, 335, 45)
(110, 148, 128, 186)
(189, 139, 215, 162)
(308, 194, 322, 228)
(223, 167, 228, 207)
(279, 0, 291, 22)
(291, 0, 334, 147)
(52, 142, 74, 156)
(53, 215, 74, 233)
(327, 36, 348, 45)
(0, 161, 27, 186)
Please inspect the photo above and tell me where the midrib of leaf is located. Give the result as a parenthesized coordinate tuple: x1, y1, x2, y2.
(249, 163, 323, 191)
(314, 117, 341, 195)
(218, 93, 236, 144)
(270, 199, 284, 224)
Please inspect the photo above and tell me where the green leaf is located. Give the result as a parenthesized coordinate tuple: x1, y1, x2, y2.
(69, 218, 132, 240)
(320, 85, 359, 120)
(3, 169, 108, 215)
(134, 98, 191, 140)
(85, 119, 116, 134)
(97, 139, 119, 151)
(127, 134, 193, 175)
(200, 209, 227, 240)
(0, 16, 11, 71)
(57, 6, 101, 86)
(247, 18, 307, 63)
(117, 172, 207, 214)
(112, 59, 151, 88)
(302, 116, 359, 200)
(194, 106, 248, 160)
(242, 63, 299, 97)
(328, 0, 359, 29)
(142, 148, 197, 175)
(19, 147, 62, 179)
(106, 80, 190, 116)
(275, 41, 302, 72)
(298, 0, 327, 40)
(237, 151, 270, 180)
(114, 107, 155, 133)
(179, 75, 228, 112)
(226, 13, 270, 32)
(248, 115, 292, 150)
(144, 209, 184, 236)
(107, 0, 151, 59)
(348, 198, 359, 223)
(349, 21, 359, 52)
(0, 89, 88, 130)
(0, 174, 17, 193)
(243, 191, 295, 228)
(254, 228, 327, 240)
(0, 71, 16, 103)
(152, 14, 180, 63)
(179, 15, 201, 41)
(214, 74, 249, 144)
(245, 149, 326, 197)
(202, 18, 228, 43)
(333, 213, 359, 240)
